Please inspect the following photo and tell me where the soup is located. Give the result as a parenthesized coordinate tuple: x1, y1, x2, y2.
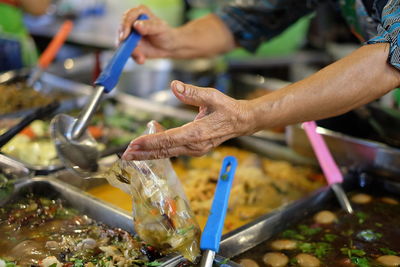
(235, 193, 400, 267)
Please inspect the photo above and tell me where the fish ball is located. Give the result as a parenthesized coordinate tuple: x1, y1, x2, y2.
(381, 197, 399, 205)
(238, 259, 259, 267)
(376, 255, 400, 266)
(351, 193, 372, 204)
(313, 210, 337, 224)
(262, 252, 289, 267)
(270, 239, 297, 250)
(295, 253, 320, 267)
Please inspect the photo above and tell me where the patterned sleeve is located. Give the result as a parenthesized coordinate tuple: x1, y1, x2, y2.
(367, 0, 400, 70)
(215, 0, 317, 52)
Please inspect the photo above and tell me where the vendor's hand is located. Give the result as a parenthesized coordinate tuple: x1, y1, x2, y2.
(122, 81, 256, 160)
(119, 5, 176, 64)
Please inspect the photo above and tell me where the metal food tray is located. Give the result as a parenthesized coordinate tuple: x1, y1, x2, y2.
(52, 133, 318, 191)
(0, 68, 93, 119)
(286, 124, 400, 175)
(1, 177, 238, 267)
(0, 94, 187, 175)
(218, 170, 400, 259)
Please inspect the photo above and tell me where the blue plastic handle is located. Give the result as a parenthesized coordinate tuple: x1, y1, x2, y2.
(200, 156, 238, 252)
(94, 14, 148, 93)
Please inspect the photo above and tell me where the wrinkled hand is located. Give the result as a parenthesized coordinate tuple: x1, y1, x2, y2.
(118, 5, 176, 64)
(122, 81, 256, 160)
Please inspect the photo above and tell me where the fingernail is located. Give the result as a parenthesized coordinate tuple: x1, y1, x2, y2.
(130, 144, 141, 151)
(175, 82, 185, 94)
(134, 20, 142, 28)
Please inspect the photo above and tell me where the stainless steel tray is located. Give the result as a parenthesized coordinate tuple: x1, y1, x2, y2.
(1, 177, 238, 267)
(53, 134, 319, 191)
(286, 124, 400, 175)
(0, 94, 187, 175)
(218, 170, 400, 259)
(0, 68, 93, 119)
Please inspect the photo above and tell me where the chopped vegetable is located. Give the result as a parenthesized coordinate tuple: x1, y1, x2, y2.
(323, 234, 338, 242)
(19, 126, 36, 139)
(146, 260, 162, 266)
(298, 242, 332, 258)
(88, 126, 103, 139)
(298, 224, 321, 236)
(379, 248, 397, 255)
(281, 229, 305, 240)
(350, 256, 370, 267)
(340, 248, 366, 257)
(357, 230, 382, 242)
(355, 212, 368, 224)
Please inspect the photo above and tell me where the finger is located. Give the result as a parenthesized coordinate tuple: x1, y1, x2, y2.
(120, 5, 153, 41)
(133, 19, 167, 36)
(123, 136, 227, 160)
(171, 80, 219, 107)
(131, 49, 146, 64)
(122, 145, 189, 160)
(125, 121, 210, 151)
(125, 116, 236, 152)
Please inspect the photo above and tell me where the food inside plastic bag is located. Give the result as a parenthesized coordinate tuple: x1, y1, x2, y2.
(97, 121, 201, 263)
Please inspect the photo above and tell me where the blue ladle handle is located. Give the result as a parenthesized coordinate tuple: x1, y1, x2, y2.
(200, 156, 238, 252)
(94, 14, 149, 93)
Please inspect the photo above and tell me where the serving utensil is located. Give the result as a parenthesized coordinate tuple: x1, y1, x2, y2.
(27, 20, 74, 87)
(0, 101, 59, 147)
(200, 156, 238, 267)
(51, 14, 148, 176)
(302, 121, 353, 213)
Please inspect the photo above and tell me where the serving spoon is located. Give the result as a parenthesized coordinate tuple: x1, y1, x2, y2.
(50, 14, 148, 176)
(302, 121, 353, 214)
(200, 156, 238, 267)
(27, 20, 74, 87)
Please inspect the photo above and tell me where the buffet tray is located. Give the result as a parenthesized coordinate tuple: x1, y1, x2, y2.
(286, 124, 400, 175)
(218, 170, 400, 258)
(1, 177, 238, 267)
(0, 68, 93, 119)
(0, 96, 186, 175)
(52, 134, 318, 191)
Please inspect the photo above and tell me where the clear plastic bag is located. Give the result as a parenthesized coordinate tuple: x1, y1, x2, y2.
(98, 121, 201, 263)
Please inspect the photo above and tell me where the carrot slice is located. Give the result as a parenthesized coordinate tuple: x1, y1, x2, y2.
(20, 126, 36, 139)
(88, 126, 103, 139)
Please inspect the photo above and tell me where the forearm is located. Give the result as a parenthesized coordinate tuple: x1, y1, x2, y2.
(18, 0, 51, 15)
(170, 14, 236, 58)
(250, 43, 400, 131)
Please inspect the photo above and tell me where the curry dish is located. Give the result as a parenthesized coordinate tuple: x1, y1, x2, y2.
(0, 84, 53, 115)
(88, 146, 325, 233)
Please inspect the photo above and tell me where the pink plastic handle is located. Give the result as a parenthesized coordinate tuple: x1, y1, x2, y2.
(302, 121, 343, 185)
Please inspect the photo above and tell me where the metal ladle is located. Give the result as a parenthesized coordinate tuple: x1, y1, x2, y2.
(302, 121, 353, 213)
(51, 14, 148, 176)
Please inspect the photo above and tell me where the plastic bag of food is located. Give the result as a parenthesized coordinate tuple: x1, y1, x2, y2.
(98, 121, 201, 263)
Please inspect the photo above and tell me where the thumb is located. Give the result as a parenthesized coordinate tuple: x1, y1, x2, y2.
(171, 80, 218, 107)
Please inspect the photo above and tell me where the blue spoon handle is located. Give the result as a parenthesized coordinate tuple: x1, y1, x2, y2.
(200, 156, 238, 252)
(94, 14, 148, 93)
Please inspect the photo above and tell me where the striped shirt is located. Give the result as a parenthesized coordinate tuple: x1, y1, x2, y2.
(217, 0, 400, 70)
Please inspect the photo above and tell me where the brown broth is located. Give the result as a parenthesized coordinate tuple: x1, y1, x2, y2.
(234, 192, 400, 267)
